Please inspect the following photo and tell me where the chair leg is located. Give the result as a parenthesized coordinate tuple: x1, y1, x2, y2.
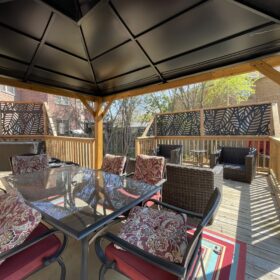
(99, 264, 107, 280)
(200, 254, 207, 280)
(57, 257, 66, 280)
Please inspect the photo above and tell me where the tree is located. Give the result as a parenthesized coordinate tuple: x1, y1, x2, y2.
(203, 74, 256, 107)
(104, 97, 141, 156)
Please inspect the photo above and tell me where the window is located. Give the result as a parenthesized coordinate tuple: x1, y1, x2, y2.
(55, 96, 70, 105)
(56, 119, 69, 135)
(0, 85, 15, 95)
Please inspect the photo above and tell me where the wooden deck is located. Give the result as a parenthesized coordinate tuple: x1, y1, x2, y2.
(209, 174, 280, 280)
(1, 172, 280, 280)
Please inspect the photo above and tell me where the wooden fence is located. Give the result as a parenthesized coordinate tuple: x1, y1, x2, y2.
(45, 136, 95, 169)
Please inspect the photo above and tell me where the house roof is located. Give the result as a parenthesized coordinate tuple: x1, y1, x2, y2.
(0, 0, 280, 99)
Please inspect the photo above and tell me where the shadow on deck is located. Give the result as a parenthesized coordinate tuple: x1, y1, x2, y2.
(209, 174, 280, 279)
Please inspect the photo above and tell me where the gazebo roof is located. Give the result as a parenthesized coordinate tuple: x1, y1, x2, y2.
(0, 0, 280, 99)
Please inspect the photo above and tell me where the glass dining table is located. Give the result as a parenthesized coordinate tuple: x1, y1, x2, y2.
(1, 166, 162, 280)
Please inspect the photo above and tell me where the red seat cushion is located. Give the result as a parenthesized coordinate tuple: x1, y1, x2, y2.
(105, 243, 177, 280)
(0, 223, 61, 280)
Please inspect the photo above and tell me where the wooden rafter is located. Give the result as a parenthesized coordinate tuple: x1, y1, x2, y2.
(78, 95, 96, 118)
(0, 76, 97, 101)
(98, 101, 112, 119)
(251, 60, 280, 86)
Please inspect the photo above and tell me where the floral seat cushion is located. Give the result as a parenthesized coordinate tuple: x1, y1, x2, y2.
(133, 155, 165, 185)
(0, 193, 41, 265)
(117, 206, 187, 263)
(11, 154, 49, 175)
(102, 154, 126, 175)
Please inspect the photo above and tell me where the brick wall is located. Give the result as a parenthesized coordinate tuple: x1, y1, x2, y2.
(0, 91, 14, 101)
(244, 77, 280, 112)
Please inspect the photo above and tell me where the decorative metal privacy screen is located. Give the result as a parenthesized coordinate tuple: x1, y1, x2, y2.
(0, 102, 45, 135)
(146, 103, 271, 136)
(204, 104, 271, 135)
(154, 111, 200, 136)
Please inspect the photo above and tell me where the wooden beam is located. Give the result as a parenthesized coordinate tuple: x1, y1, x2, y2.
(103, 55, 280, 102)
(99, 101, 112, 119)
(0, 76, 97, 102)
(78, 95, 96, 118)
(94, 101, 103, 169)
(251, 60, 280, 86)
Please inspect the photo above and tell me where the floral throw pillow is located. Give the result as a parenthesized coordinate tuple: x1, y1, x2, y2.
(133, 155, 165, 185)
(0, 193, 41, 265)
(11, 154, 49, 175)
(101, 154, 126, 175)
(117, 206, 187, 263)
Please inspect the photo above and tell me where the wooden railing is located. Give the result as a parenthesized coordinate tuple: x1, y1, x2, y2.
(136, 135, 271, 170)
(270, 138, 280, 206)
(45, 136, 95, 169)
(0, 135, 95, 169)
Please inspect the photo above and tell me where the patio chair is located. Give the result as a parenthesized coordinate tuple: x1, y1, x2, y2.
(210, 146, 257, 183)
(162, 163, 223, 225)
(10, 153, 49, 175)
(156, 144, 183, 164)
(95, 188, 221, 280)
(101, 154, 127, 175)
(0, 192, 67, 280)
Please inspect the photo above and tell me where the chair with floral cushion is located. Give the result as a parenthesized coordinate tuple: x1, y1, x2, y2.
(101, 154, 127, 176)
(10, 153, 49, 175)
(127, 155, 166, 205)
(95, 188, 221, 280)
(0, 191, 67, 280)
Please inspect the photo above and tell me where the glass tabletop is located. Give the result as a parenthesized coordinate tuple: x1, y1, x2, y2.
(2, 166, 161, 240)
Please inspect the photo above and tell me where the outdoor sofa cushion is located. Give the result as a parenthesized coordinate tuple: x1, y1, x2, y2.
(133, 154, 165, 185)
(101, 154, 126, 175)
(0, 193, 41, 265)
(0, 223, 61, 280)
(10, 154, 49, 175)
(117, 206, 188, 263)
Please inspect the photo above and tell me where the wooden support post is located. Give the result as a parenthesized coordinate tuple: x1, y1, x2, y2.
(77, 95, 112, 169)
(271, 103, 280, 137)
(95, 101, 103, 169)
(251, 60, 280, 86)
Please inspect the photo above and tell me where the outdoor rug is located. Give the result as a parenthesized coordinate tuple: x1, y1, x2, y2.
(191, 228, 246, 280)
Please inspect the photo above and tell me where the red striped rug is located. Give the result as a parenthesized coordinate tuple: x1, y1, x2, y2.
(190, 228, 246, 280)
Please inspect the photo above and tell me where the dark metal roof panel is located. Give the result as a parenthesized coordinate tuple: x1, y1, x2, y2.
(0, 0, 279, 97)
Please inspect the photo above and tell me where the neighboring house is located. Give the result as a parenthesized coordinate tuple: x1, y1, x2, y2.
(243, 76, 280, 113)
(0, 85, 15, 101)
(0, 86, 93, 136)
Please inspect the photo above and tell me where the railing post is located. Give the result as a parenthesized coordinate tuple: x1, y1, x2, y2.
(135, 138, 140, 156)
(0, 102, 2, 136)
(200, 109, 204, 136)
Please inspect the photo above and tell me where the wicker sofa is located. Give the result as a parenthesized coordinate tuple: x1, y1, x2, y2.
(210, 147, 257, 184)
(125, 159, 222, 224)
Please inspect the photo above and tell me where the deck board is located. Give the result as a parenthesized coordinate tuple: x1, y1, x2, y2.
(1, 172, 280, 279)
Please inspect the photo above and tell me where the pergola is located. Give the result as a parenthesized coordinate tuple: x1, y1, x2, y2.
(1, 0, 280, 168)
